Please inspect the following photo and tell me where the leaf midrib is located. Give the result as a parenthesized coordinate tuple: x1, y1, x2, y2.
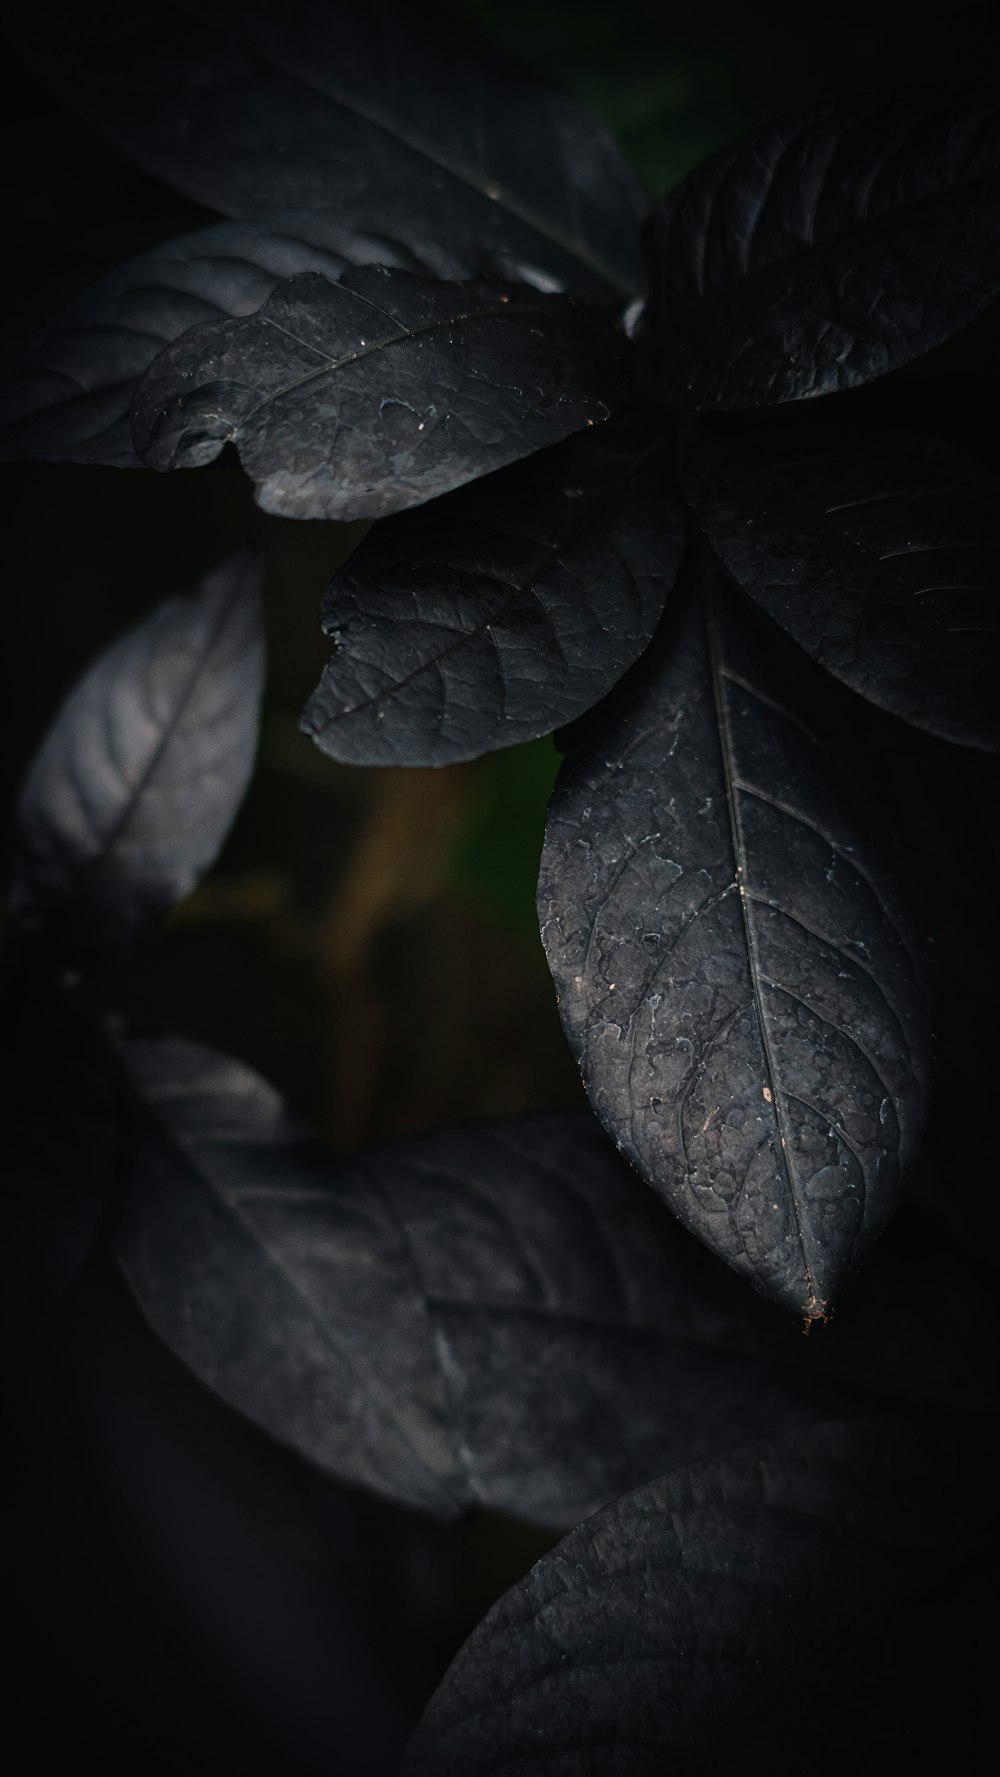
(164, 291, 585, 450)
(703, 568, 819, 1313)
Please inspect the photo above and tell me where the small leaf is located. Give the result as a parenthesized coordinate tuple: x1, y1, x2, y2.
(8, 0, 645, 301)
(0, 210, 455, 468)
(10, 550, 264, 969)
(680, 413, 1000, 751)
(131, 266, 625, 520)
(403, 1415, 986, 1775)
(111, 1035, 977, 1527)
(639, 91, 1000, 409)
(538, 563, 930, 1317)
(301, 413, 683, 767)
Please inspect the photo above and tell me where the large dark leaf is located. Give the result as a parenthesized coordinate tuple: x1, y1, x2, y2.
(403, 1415, 987, 1775)
(639, 91, 1000, 409)
(9, 550, 264, 970)
(6, 0, 645, 302)
(131, 267, 625, 520)
(301, 414, 683, 767)
(0, 211, 453, 468)
(538, 565, 930, 1317)
(110, 1036, 978, 1528)
(679, 414, 1000, 751)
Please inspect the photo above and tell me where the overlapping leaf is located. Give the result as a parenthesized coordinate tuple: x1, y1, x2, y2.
(132, 266, 625, 520)
(9, 550, 264, 968)
(538, 565, 930, 1317)
(0, 211, 453, 468)
(639, 91, 1000, 409)
(6, 0, 645, 301)
(680, 414, 1000, 750)
(301, 414, 683, 767)
(110, 1035, 980, 1527)
(403, 1415, 986, 1775)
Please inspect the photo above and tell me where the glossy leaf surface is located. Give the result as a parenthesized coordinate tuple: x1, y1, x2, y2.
(301, 415, 683, 766)
(639, 91, 1000, 409)
(404, 1415, 985, 1775)
(132, 267, 624, 520)
(7, 0, 645, 301)
(680, 415, 1000, 750)
(538, 568, 930, 1316)
(0, 211, 451, 468)
(10, 551, 264, 969)
(111, 1035, 979, 1528)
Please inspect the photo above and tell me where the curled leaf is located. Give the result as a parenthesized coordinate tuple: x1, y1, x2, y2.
(0, 210, 452, 468)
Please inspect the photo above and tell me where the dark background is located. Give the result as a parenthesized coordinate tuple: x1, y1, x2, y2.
(2, 3, 998, 1772)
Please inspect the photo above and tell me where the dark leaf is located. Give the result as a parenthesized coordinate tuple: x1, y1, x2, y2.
(639, 91, 1000, 409)
(537, 564, 930, 1317)
(0, 997, 119, 1326)
(7, 0, 645, 302)
(10, 550, 264, 969)
(300, 414, 683, 767)
(132, 266, 625, 520)
(111, 1036, 977, 1527)
(0, 210, 453, 468)
(403, 1415, 987, 1776)
(679, 413, 1000, 751)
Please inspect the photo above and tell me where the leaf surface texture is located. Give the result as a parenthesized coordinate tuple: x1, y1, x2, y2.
(538, 569, 930, 1315)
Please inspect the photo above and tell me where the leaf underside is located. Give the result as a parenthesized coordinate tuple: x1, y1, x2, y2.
(132, 266, 625, 521)
(7, 0, 645, 302)
(538, 565, 930, 1317)
(0, 210, 455, 468)
(10, 550, 264, 969)
(403, 1415, 987, 1775)
(680, 414, 1000, 751)
(110, 1034, 978, 1527)
(301, 413, 684, 767)
(639, 90, 1000, 409)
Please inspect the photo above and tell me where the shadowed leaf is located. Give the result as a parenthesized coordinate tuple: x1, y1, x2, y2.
(132, 267, 625, 520)
(403, 1415, 987, 1775)
(0, 211, 453, 468)
(639, 91, 1000, 409)
(7, 0, 645, 302)
(680, 414, 1000, 751)
(10, 550, 264, 969)
(301, 413, 683, 766)
(110, 1036, 977, 1527)
(538, 564, 930, 1317)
